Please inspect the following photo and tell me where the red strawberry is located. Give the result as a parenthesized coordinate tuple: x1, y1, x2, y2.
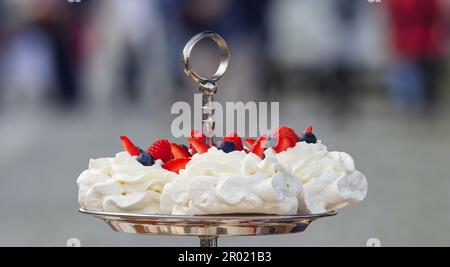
(147, 139, 173, 163)
(222, 133, 244, 151)
(171, 143, 191, 159)
(272, 126, 300, 143)
(120, 136, 141, 156)
(162, 158, 191, 174)
(245, 138, 256, 149)
(274, 137, 296, 153)
(251, 135, 268, 159)
(189, 130, 205, 154)
(189, 138, 210, 154)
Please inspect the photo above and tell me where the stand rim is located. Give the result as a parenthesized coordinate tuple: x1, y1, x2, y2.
(79, 209, 337, 221)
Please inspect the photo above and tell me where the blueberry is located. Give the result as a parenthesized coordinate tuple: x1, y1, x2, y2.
(136, 151, 155, 166)
(216, 141, 236, 153)
(300, 133, 317, 144)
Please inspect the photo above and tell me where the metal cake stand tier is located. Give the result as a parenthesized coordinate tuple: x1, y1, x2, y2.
(78, 32, 338, 247)
(79, 209, 337, 247)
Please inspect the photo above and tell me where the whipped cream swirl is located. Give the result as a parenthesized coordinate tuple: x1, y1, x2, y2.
(160, 148, 302, 215)
(266, 142, 368, 213)
(77, 152, 176, 214)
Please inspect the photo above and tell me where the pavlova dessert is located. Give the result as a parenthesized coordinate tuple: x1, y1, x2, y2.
(77, 126, 367, 215)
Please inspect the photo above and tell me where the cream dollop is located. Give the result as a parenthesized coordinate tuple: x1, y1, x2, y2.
(266, 142, 368, 213)
(77, 152, 176, 214)
(160, 148, 302, 215)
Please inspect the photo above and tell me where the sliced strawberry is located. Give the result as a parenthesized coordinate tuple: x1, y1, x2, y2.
(120, 136, 141, 156)
(162, 158, 191, 174)
(189, 130, 205, 154)
(274, 137, 296, 153)
(222, 133, 244, 151)
(147, 139, 173, 163)
(272, 126, 300, 143)
(189, 138, 210, 154)
(245, 138, 256, 149)
(171, 143, 191, 159)
(251, 135, 268, 159)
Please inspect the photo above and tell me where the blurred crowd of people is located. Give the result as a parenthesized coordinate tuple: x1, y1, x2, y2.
(0, 0, 448, 115)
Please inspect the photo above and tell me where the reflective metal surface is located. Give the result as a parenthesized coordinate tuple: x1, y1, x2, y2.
(182, 32, 231, 146)
(182, 31, 230, 84)
(79, 209, 337, 237)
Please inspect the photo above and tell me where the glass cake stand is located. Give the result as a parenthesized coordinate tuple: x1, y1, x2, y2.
(79, 209, 337, 247)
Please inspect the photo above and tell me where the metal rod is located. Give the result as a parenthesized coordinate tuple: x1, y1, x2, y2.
(200, 236, 218, 247)
(182, 32, 230, 146)
(200, 82, 217, 146)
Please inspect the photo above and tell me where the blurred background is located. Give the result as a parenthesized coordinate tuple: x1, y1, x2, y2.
(1, 0, 450, 247)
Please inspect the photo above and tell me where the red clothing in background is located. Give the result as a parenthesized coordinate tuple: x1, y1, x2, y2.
(387, 0, 448, 60)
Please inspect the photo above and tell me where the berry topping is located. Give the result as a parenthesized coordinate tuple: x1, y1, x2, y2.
(180, 144, 190, 152)
(162, 158, 191, 174)
(216, 140, 236, 153)
(171, 143, 192, 159)
(251, 135, 268, 159)
(189, 138, 211, 154)
(300, 126, 318, 144)
(222, 133, 244, 151)
(189, 130, 206, 154)
(274, 137, 296, 153)
(136, 151, 155, 166)
(147, 139, 174, 163)
(245, 138, 256, 149)
(120, 136, 141, 156)
(272, 126, 300, 143)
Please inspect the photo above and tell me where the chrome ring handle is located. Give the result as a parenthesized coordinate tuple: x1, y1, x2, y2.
(182, 31, 231, 84)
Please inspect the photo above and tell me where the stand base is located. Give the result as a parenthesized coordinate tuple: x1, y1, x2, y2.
(200, 236, 218, 247)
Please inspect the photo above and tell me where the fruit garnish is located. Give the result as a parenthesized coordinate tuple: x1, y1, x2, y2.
(189, 138, 210, 154)
(189, 130, 205, 154)
(147, 139, 174, 163)
(180, 144, 190, 152)
(120, 136, 141, 156)
(136, 151, 155, 166)
(274, 137, 296, 153)
(272, 126, 300, 143)
(245, 138, 256, 148)
(251, 134, 268, 159)
(300, 126, 317, 144)
(162, 158, 191, 174)
(171, 143, 191, 159)
(216, 140, 236, 153)
(222, 133, 244, 151)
